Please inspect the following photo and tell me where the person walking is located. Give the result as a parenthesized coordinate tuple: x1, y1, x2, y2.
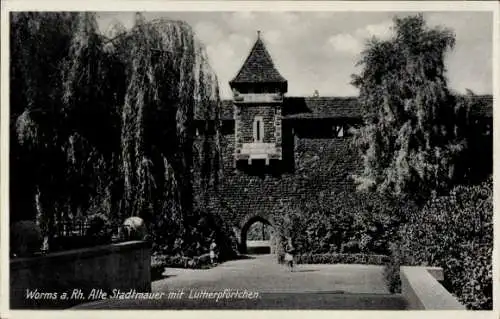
(284, 238, 295, 272)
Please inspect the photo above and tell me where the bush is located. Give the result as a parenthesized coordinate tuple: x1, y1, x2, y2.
(151, 208, 238, 263)
(383, 243, 402, 294)
(273, 191, 410, 256)
(151, 252, 214, 272)
(397, 179, 493, 309)
(151, 255, 167, 280)
(86, 213, 113, 242)
(10, 221, 43, 257)
(296, 253, 389, 265)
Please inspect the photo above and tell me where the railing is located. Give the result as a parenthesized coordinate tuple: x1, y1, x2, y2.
(233, 93, 283, 103)
(53, 220, 90, 237)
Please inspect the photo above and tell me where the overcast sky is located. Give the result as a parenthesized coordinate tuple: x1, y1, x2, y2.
(97, 11, 493, 99)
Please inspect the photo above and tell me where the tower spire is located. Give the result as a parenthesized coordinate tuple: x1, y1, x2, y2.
(229, 30, 287, 89)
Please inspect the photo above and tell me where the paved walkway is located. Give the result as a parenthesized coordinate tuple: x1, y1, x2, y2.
(153, 254, 389, 294)
(75, 255, 406, 309)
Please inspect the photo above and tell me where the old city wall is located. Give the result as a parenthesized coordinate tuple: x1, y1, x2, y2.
(208, 123, 361, 236)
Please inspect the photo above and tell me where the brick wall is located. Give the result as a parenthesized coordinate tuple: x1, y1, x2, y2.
(203, 122, 361, 230)
(237, 105, 277, 143)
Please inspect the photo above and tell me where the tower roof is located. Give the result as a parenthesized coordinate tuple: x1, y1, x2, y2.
(230, 32, 287, 85)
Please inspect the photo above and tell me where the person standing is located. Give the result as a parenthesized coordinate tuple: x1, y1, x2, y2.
(210, 240, 217, 265)
(284, 238, 295, 272)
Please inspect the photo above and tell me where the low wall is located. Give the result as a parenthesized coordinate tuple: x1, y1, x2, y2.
(246, 240, 271, 254)
(400, 266, 465, 310)
(10, 240, 151, 309)
(296, 253, 389, 265)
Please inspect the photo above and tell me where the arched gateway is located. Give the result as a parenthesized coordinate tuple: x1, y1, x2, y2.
(239, 215, 276, 254)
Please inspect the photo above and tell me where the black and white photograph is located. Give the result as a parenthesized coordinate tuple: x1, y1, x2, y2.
(3, 1, 497, 314)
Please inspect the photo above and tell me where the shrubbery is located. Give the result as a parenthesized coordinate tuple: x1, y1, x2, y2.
(150, 208, 238, 263)
(10, 221, 43, 257)
(296, 253, 389, 265)
(151, 252, 215, 279)
(386, 179, 493, 309)
(86, 213, 113, 241)
(383, 243, 403, 294)
(274, 191, 411, 257)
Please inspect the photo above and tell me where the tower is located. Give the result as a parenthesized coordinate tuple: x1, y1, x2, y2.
(229, 31, 287, 167)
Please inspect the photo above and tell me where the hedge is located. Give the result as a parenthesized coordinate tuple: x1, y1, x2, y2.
(296, 253, 389, 265)
(151, 252, 214, 279)
(272, 191, 412, 257)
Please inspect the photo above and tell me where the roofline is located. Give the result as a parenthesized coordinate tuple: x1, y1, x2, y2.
(229, 36, 259, 84)
(229, 79, 288, 84)
(229, 34, 287, 85)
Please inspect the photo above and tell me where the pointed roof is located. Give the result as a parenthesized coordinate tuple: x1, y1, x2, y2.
(230, 32, 287, 85)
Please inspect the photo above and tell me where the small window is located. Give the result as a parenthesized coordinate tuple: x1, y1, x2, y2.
(332, 125, 345, 138)
(253, 116, 264, 142)
(338, 126, 344, 137)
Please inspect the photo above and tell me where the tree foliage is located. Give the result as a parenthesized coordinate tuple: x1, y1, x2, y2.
(351, 14, 473, 201)
(272, 192, 412, 256)
(11, 12, 80, 233)
(10, 12, 229, 256)
(397, 179, 493, 309)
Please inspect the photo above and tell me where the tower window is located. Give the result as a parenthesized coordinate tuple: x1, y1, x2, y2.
(253, 116, 264, 142)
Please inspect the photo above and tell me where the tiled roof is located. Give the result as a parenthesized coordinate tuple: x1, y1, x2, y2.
(465, 95, 493, 118)
(211, 95, 492, 121)
(282, 97, 361, 119)
(229, 37, 287, 84)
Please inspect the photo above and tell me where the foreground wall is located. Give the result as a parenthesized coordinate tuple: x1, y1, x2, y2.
(400, 266, 465, 310)
(10, 240, 151, 309)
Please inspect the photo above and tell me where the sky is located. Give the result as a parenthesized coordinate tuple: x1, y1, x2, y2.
(97, 11, 493, 99)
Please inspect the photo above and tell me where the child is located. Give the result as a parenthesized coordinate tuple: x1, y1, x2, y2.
(284, 238, 295, 272)
(210, 240, 217, 265)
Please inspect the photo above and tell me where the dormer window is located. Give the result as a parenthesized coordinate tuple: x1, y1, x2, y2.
(253, 116, 264, 142)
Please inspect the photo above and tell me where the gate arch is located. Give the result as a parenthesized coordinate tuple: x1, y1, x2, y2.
(239, 214, 276, 254)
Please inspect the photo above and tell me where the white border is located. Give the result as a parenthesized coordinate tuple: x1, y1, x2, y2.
(1, 1, 499, 319)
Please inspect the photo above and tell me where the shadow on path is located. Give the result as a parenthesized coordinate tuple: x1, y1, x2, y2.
(74, 292, 407, 310)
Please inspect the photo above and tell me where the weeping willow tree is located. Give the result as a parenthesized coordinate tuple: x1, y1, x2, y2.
(351, 14, 473, 203)
(11, 12, 79, 234)
(11, 12, 230, 256)
(105, 14, 224, 254)
(61, 13, 125, 227)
